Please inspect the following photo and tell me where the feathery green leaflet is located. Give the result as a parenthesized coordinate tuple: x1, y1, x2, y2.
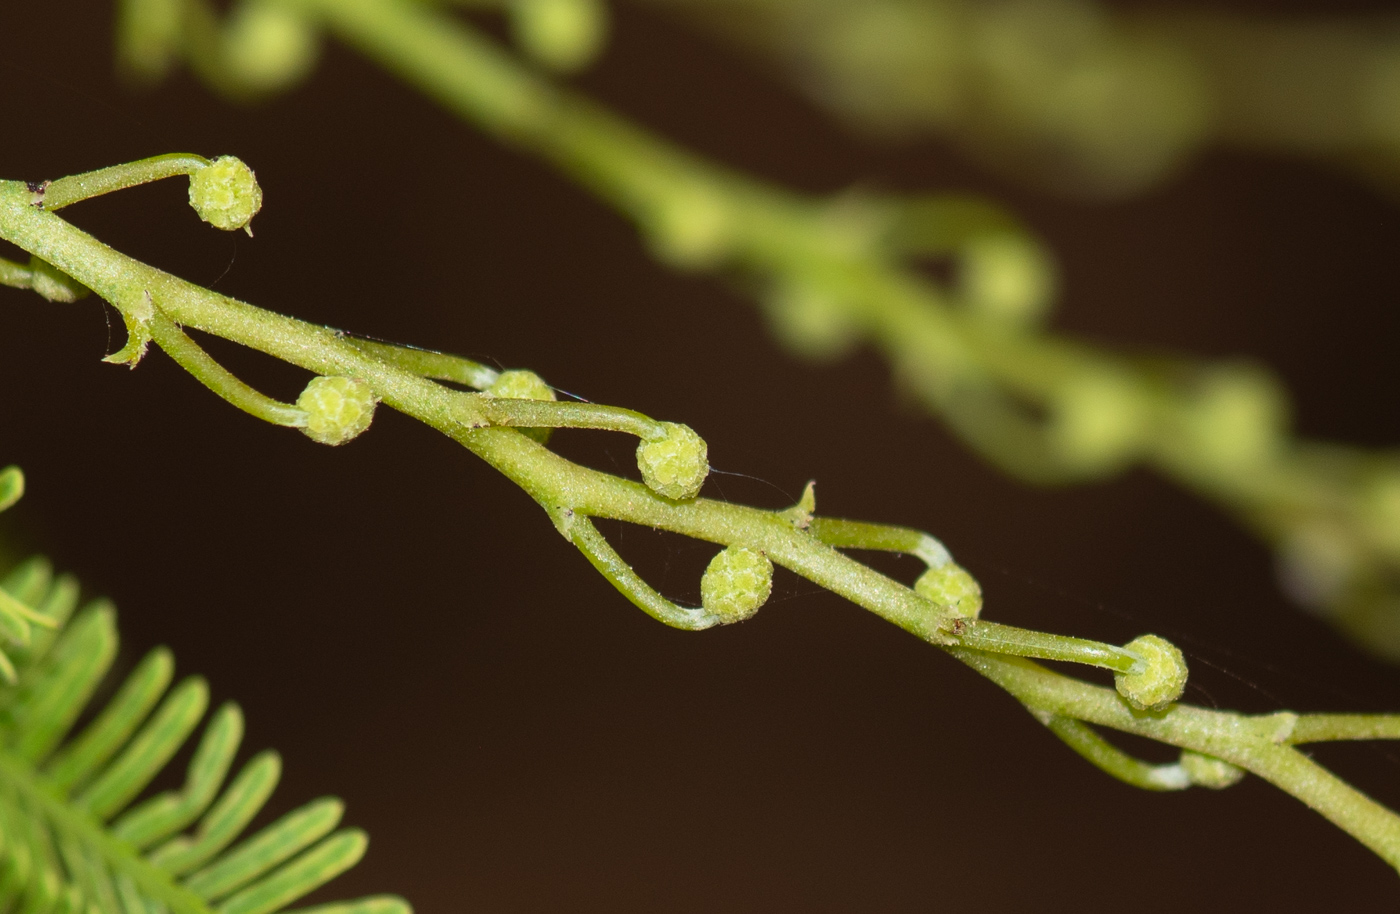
(0, 471, 407, 914)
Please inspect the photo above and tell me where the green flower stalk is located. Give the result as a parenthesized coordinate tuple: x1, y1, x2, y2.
(5, 157, 1400, 876)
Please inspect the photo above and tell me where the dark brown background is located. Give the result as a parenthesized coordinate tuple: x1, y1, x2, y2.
(5, 0, 1400, 909)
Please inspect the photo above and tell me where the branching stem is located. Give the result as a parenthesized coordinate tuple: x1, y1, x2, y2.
(8, 167, 1400, 873)
(1036, 713, 1189, 791)
(147, 314, 309, 429)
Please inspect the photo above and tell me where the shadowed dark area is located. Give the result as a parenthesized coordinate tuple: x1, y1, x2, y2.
(5, 1, 1400, 910)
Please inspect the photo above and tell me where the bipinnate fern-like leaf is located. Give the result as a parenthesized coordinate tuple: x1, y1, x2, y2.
(0, 466, 62, 687)
(0, 492, 408, 914)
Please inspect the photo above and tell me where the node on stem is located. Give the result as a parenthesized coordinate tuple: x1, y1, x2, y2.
(188, 156, 263, 233)
(781, 481, 817, 529)
(1115, 634, 1188, 711)
(296, 376, 378, 446)
(636, 422, 708, 500)
(701, 545, 773, 624)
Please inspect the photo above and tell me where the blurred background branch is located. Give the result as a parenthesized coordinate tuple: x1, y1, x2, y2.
(645, 0, 1400, 199)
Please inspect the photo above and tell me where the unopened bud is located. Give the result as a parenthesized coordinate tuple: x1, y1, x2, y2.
(636, 422, 708, 500)
(1115, 634, 1188, 712)
(297, 376, 377, 446)
(189, 156, 263, 233)
(701, 545, 773, 624)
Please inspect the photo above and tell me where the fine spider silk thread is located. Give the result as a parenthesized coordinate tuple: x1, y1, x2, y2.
(976, 560, 1377, 714)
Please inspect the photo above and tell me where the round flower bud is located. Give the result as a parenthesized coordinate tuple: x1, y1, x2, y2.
(764, 282, 856, 362)
(1179, 750, 1245, 790)
(636, 422, 708, 500)
(701, 545, 773, 624)
(1115, 634, 1189, 712)
(649, 185, 730, 269)
(1185, 366, 1286, 478)
(511, 0, 607, 72)
(487, 369, 557, 443)
(914, 562, 983, 619)
(1049, 369, 1146, 474)
(960, 233, 1056, 328)
(297, 376, 377, 446)
(488, 369, 554, 401)
(224, 0, 319, 93)
(189, 156, 263, 232)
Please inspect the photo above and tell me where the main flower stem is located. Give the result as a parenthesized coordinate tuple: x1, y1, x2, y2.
(6, 176, 1400, 870)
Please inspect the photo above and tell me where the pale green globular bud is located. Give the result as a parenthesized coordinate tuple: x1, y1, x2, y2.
(224, 0, 320, 94)
(1179, 750, 1245, 790)
(511, 0, 608, 73)
(1049, 369, 1145, 474)
(649, 185, 730, 270)
(488, 369, 553, 401)
(1115, 634, 1188, 712)
(1184, 366, 1286, 479)
(764, 282, 857, 362)
(189, 156, 263, 233)
(637, 422, 708, 500)
(486, 369, 557, 444)
(26, 256, 90, 304)
(297, 376, 377, 446)
(959, 233, 1056, 328)
(701, 545, 773, 624)
(914, 562, 983, 619)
